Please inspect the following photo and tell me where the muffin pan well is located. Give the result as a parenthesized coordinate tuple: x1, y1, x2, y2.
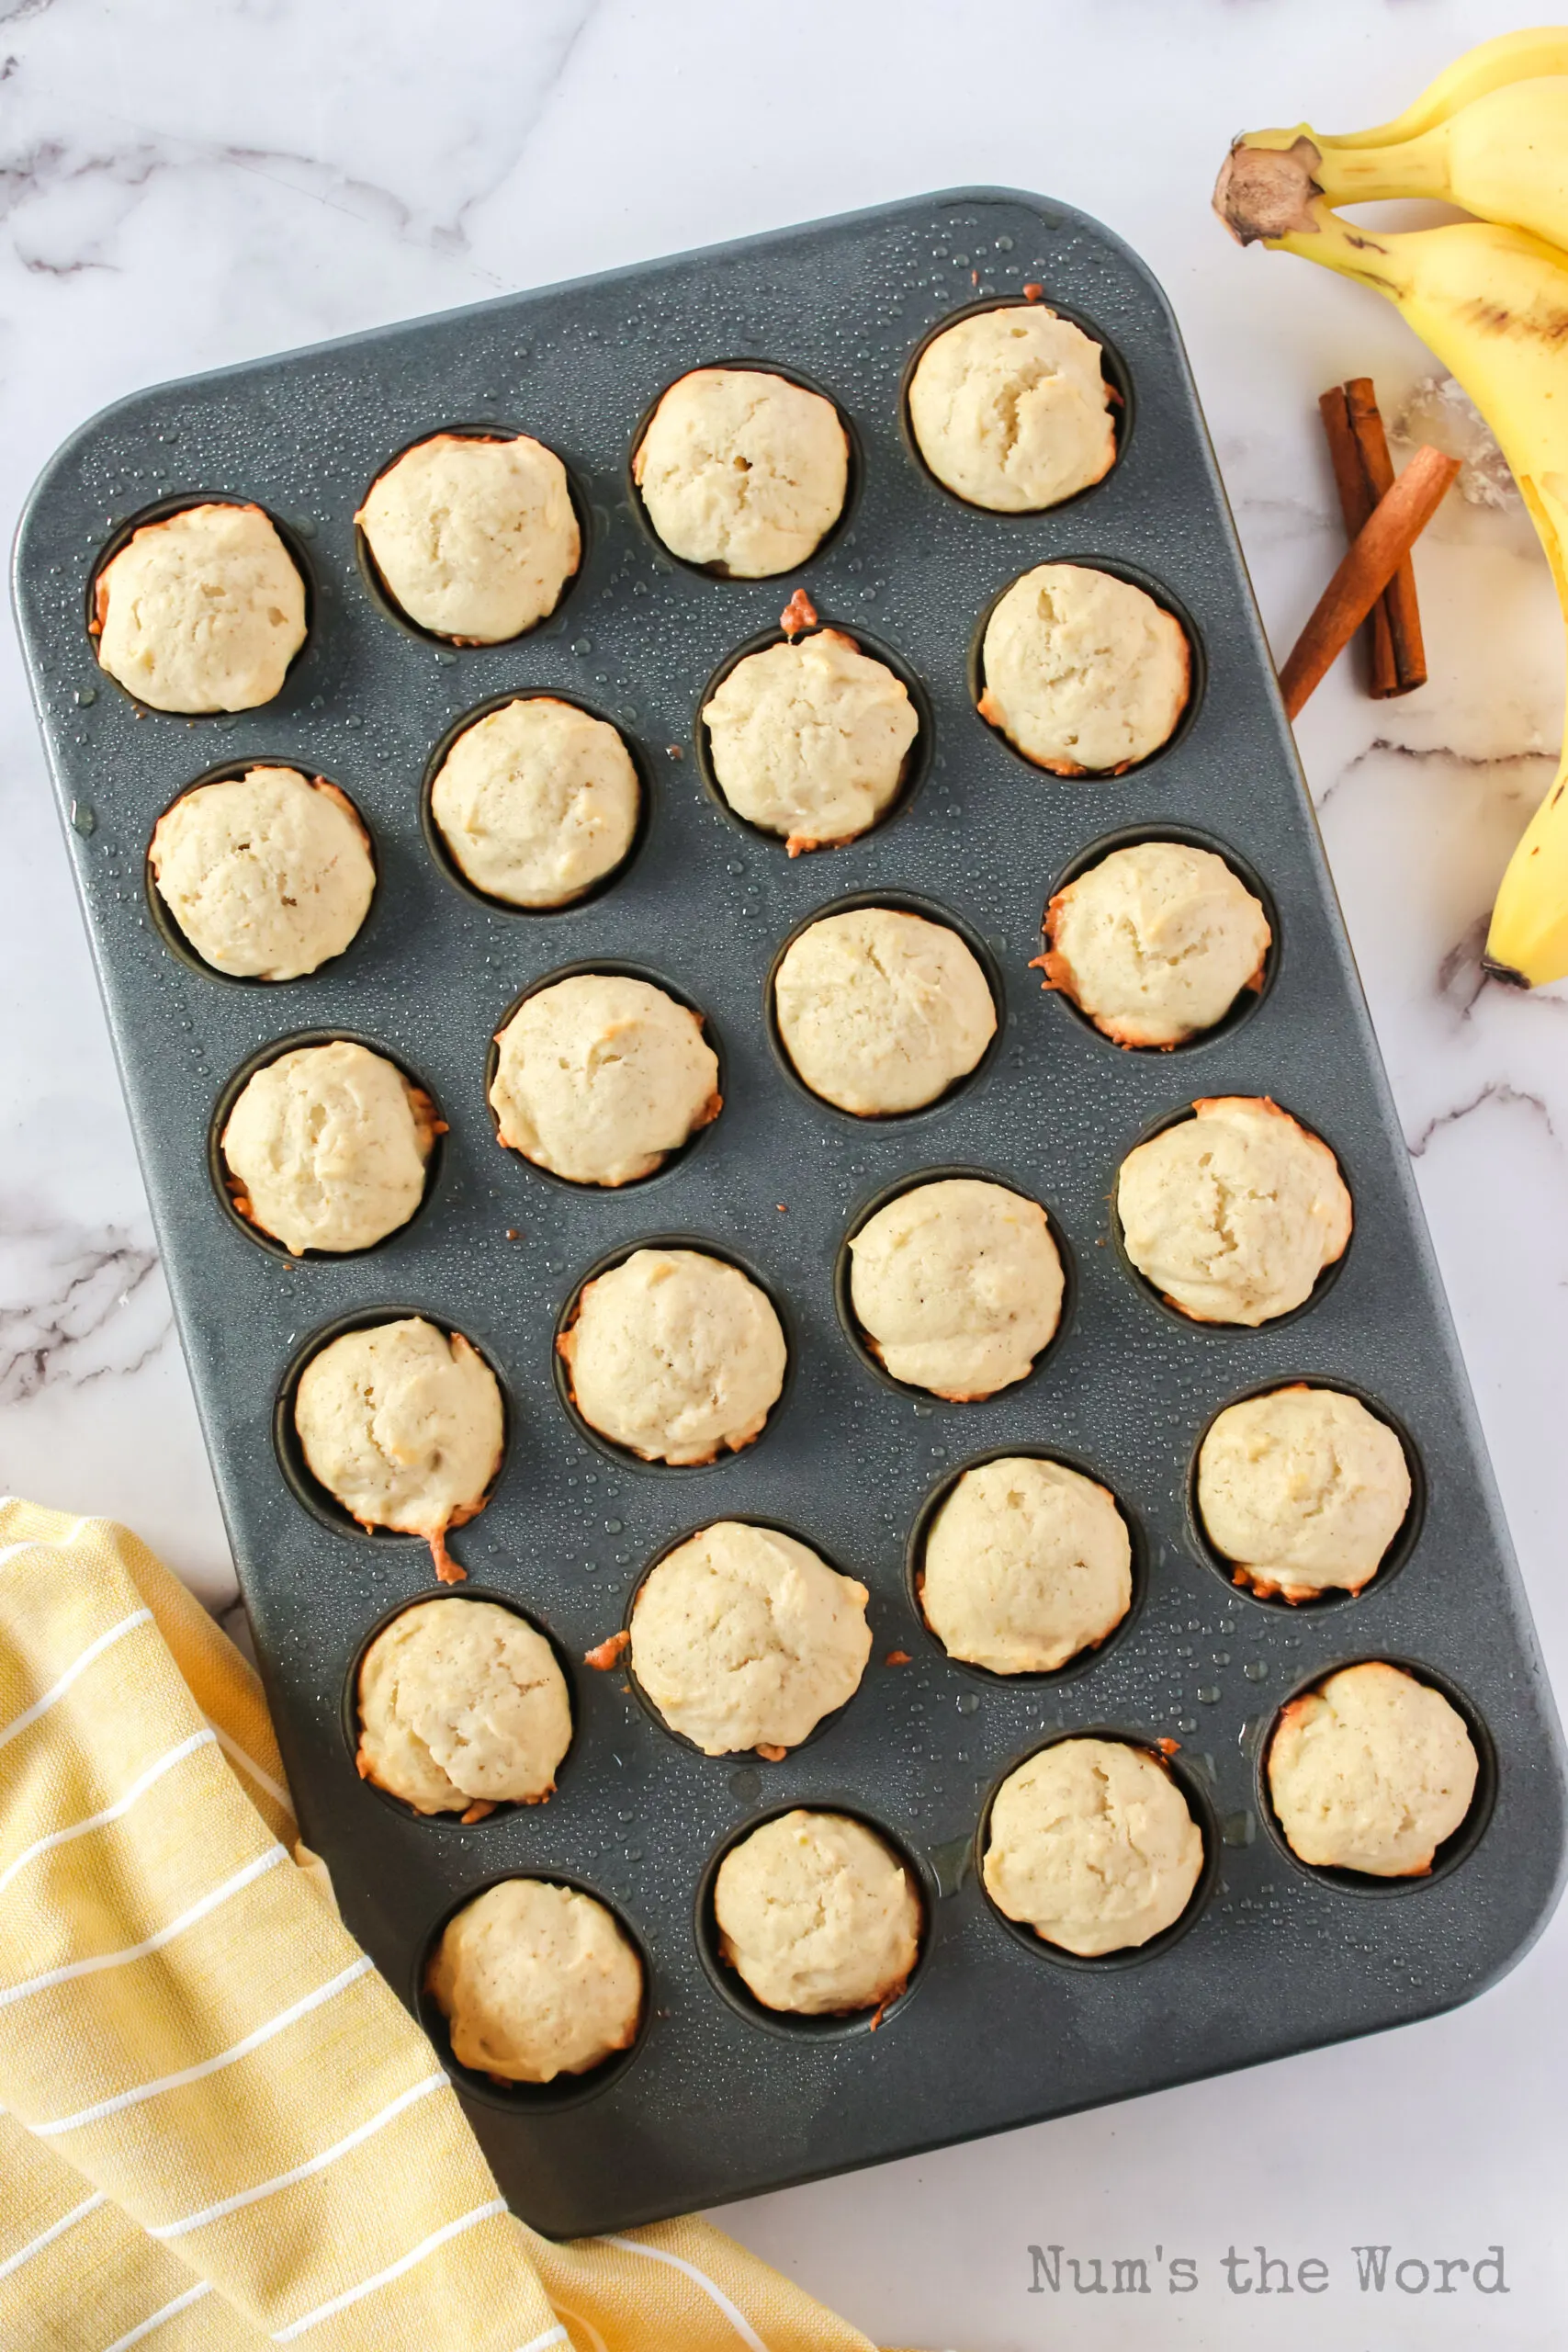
(16, 187, 1565, 2238)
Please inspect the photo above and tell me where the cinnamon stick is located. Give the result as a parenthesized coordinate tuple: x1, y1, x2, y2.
(1345, 378, 1427, 694)
(1319, 386, 1398, 695)
(1279, 443, 1458, 719)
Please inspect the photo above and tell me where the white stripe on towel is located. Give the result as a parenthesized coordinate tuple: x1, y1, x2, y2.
(34, 1955, 376, 2136)
(0, 2190, 106, 2283)
(270, 2199, 507, 2340)
(0, 1514, 94, 1567)
(207, 1720, 294, 1814)
(0, 1611, 152, 1754)
(602, 2235, 770, 2350)
(0, 1845, 286, 2009)
(101, 2279, 212, 2351)
(0, 1730, 217, 1895)
(150, 2071, 449, 2238)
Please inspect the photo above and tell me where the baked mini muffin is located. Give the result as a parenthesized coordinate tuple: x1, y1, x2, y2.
(920, 1456, 1132, 1674)
(1268, 1661, 1479, 1876)
(356, 1598, 570, 1819)
(1198, 1385, 1412, 1601)
(491, 974, 719, 1187)
(983, 1738, 1204, 1956)
(702, 629, 919, 854)
(294, 1317, 504, 1579)
(848, 1178, 1064, 1399)
(629, 1521, 870, 1757)
(1117, 1097, 1352, 1327)
(773, 906, 996, 1115)
(1038, 841, 1271, 1048)
(221, 1040, 439, 1255)
(978, 563, 1190, 775)
(558, 1247, 786, 1464)
(908, 305, 1116, 513)
(633, 368, 849, 577)
(429, 697, 639, 909)
(713, 1810, 921, 2015)
(357, 433, 579, 641)
(94, 502, 306, 713)
(149, 766, 375, 980)
(426, 1879, 642, 2083)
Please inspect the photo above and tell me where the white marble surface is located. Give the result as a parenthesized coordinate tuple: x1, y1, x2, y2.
(2, 2, 1565, 2343)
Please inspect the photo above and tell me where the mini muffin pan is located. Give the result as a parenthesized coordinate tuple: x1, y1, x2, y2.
(15, 188, 1566, 2238)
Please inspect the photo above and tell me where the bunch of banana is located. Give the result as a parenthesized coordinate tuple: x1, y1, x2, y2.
(1213, 28, 1568, 989)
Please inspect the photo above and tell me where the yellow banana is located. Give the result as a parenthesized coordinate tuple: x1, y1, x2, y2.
(1212, 178, 1568, 984)
(1318, 25, 1568, 147)
(1226, 77, 1568, 251)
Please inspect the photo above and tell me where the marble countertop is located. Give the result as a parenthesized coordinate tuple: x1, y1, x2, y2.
(3, 3, 1565, 2344)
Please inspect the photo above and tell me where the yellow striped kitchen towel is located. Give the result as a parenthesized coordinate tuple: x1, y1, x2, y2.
(0, 1499, 938, 2352)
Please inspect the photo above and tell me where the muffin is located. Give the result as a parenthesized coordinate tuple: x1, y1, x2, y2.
(629, 1521, 870, 1757)
(490, 974, 719, 1187)
(558, 1248, 786, 1464)
(221, 1040, 440, 1255)
(429, 697, 639, 909)
(357, 433, 579, 641)
(426, 1879, 642, 2083)
(633, 368, 849, 576)
(713, 1810, 921, 2015)
(149, 766, 375, 980)
(773, 906, 996, 1115)
(702, 629, 919, 854)
(1198, 1385, 1412, 1601)
(1268, 1661, 1479, 1876)
(1038, 841, 1271, 1048)
(983, 1738, 1204, 1956)
(93, 502, 306, 713)
(908, 304, 1116, 512)
(978, 563, 1190, 775)
(1117, 1097, 1352, 1327)
(294, 1317, 504, 1579)
(356, 1598, 570, 1819)
(919, 1456, 1132, 1674)
(848, 1178, 1064, 1399)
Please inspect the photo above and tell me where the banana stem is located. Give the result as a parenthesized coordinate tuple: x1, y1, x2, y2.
(1213, 141, 1426, 299)
(1313, 129, 1450, 205)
